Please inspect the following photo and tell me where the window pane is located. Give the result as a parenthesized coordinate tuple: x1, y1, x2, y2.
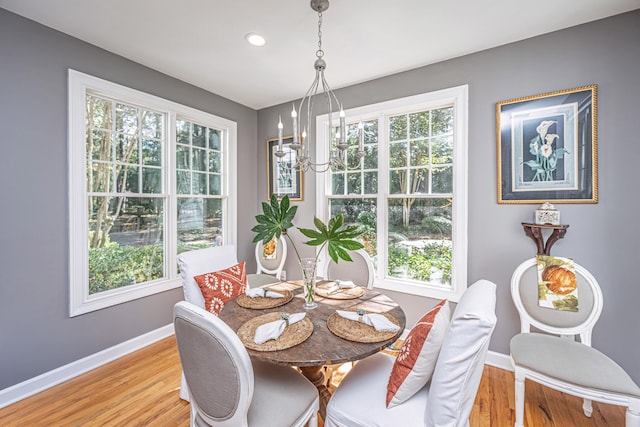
(432, 136, 453, 165)
(364, 171, 378, 194)
(142, 167, 162, 194)
(209, 174, 221, 196)
(177, 120, 190, 144)
(410, 139, 429, 167)
(89, 196, 165, 294)
(389, 169, 405, 194)
(142, 139, 161, 166)
(87, 162, 112, 193)
(192, 172, 207, 194)
(347, 148, 363, 169)
(347, 172, 361, 194)
(208, 128, 221, 150)
(363, 145, 378, 170)
(177, 171, 190, 194)
(178, 197, 223, 251)
(87, 95, 112, 129)
(89, 129, 111, 160)
(209, 151, 221, 173)
(387, 197, 452, 284)
(192, 124, 206, 147)
(389, 115, 406, 141)
(409, 111, 430, 139)
(117, 165, 139, 193)
(176, 144, 189, 169)
(115, 104, 138, 135)
(363, 120, 378, 145)
(142, 111, 163, 139)
(410, 168, 429, 194)
(389, 142, 407, 168)
(116, 134, 138, 164)
(332, 173, 345, 195)
(432, 107, 453, 135)
(192, 147, 207, 171)
(432, 167, 453, 193)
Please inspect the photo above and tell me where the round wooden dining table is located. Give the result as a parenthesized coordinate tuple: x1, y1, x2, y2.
(219, 280, 406, 419)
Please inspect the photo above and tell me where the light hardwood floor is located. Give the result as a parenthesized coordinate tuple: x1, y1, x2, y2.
(0, 336, 625, 426)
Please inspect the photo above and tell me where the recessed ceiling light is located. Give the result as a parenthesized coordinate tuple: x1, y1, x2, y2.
(245, 33, 266, 47)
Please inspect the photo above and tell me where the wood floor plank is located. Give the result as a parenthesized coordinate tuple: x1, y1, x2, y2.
(0, 337, 626, 426)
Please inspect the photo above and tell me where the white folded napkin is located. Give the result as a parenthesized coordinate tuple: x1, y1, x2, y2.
(327, 280, 356, 294)
(245, 287, 285, 299)
(254, 312, 306, 344)
(336, 310, 401, 333)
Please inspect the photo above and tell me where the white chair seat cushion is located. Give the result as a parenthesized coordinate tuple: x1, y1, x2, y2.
(244, 361, 318, 427)
(511, 333, 640, 398)
(325, 352, 428, 427)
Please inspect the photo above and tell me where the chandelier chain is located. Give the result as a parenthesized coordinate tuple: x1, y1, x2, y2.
(316, 11, 324, 58)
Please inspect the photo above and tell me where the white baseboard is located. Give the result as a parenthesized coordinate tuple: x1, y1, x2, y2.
(485, 350, 514, 371)
(0, 324, 174, 409)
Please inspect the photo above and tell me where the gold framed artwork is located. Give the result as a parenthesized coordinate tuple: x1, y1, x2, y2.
(267, 135, 303, 201)
(496, 85, 598, 204)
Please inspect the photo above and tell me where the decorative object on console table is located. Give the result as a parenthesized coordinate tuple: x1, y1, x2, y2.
(252, 194, 364, 309)
(522, 222, 569, 256)
(534, 202, 560, 225)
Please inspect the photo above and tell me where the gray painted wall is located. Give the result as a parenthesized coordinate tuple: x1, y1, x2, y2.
(257, 10, 640, 383)
(0, 9, 258, 389)
(2, 6, 639, 393)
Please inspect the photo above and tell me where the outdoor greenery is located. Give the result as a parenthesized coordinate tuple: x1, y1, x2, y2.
(88, 241, 213, 294)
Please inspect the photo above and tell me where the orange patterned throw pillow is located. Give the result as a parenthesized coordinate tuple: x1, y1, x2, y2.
(193, 261, 248, 315)
(386, 299, 451, 408)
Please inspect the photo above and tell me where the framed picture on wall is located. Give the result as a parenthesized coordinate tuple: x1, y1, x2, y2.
(496, 85, 598, 204)
(267, 135, 303, 201)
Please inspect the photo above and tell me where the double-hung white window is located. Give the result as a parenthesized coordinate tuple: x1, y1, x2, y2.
(316, 85, 468, 301)
(68, 70, 237, 316)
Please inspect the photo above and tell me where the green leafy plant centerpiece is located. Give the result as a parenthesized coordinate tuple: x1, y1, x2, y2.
(252, 195, 364, 308)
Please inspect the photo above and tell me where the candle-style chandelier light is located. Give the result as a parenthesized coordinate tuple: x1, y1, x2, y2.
(275, 0, 364, 173)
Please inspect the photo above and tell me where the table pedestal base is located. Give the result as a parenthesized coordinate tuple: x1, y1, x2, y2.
(299, 365, 332, 420)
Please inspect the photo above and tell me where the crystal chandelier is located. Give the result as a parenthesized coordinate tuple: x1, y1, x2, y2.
(275, 0, 364, 173)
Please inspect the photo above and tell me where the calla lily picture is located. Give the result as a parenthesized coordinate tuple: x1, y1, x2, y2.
(497, 85, 598, 204)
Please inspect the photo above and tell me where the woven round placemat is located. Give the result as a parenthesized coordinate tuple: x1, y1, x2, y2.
(316, 282, 364, 300)
(235, 290, 293, 309)
(327, 310, 400, 343)
(237, 312, 313, 352)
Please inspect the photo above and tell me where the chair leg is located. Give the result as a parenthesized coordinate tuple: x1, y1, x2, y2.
(627, 397, 640, 427)
(179, 371, 190, 402)
(582, 398, 593, 417)
(308, 411, 318, 427)
(514, 369, 525, 427)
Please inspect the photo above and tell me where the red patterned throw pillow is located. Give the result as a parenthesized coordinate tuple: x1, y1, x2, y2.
(386, 299, 451, 408)
(193, 261, 248, 315)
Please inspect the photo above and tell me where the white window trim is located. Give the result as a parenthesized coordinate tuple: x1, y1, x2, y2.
(68, 70, 237, 316)
(315, 85, 468, 301)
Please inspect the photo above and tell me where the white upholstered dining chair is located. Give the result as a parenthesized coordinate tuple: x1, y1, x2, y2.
(246, 236, 287, 288)
(177, 245, 241, 401)
(510, 258, 640, 427)
(320, 248, 375, 289)
(173, 301, 319, 427)
(325, 279, 497, 427)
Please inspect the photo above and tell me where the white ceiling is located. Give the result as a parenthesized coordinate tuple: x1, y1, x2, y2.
(2, 0, 639, 109)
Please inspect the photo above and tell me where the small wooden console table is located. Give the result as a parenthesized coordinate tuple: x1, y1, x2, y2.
(521, 222, 569, 255)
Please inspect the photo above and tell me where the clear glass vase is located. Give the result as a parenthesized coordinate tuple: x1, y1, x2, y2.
(299, 257, 318, 309)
